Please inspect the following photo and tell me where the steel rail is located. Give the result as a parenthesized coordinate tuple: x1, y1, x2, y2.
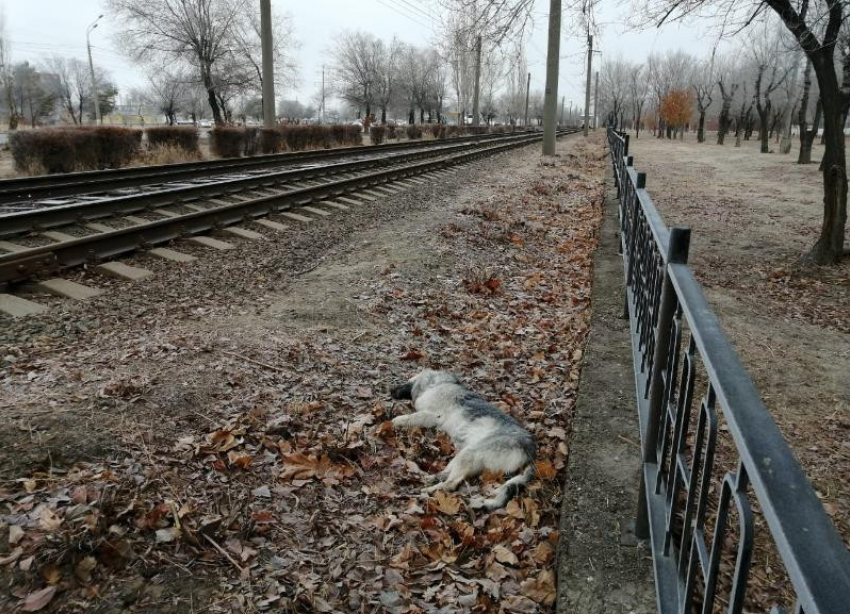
(0, 130, 539, 205)
(0, 130, 572, 287)
(0, 133, 538, 238)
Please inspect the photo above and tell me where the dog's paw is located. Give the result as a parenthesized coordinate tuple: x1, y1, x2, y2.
(390, 416, 406, 429)
(468, 497, 488, 510)
(422, 483, 443, 495)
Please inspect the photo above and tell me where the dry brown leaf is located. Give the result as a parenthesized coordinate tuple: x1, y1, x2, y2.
(21, 586, 57, 612)
(534, 460, 557, 480)
(492, 544, 519, 566)
(431, 491, 462, 515)
(520, 569, 556, 605)
(9, 525, 24, 545)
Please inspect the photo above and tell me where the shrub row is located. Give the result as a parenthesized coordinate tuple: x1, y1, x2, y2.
(10, 127, 142, 174)
(210, 124, 363, 158)
(146, 126, 199, 153)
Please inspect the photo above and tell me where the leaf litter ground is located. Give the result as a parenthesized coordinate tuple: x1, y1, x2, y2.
(0, 135, 605, 613)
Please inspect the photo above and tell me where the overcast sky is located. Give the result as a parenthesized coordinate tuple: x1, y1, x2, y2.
(3, 0, 727, 114)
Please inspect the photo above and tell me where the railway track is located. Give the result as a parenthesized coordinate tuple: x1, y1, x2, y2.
(0, 130, 537, 208)
(0, 129, 576, 314)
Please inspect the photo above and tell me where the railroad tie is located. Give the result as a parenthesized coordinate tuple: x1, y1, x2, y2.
(223, 227, 266, 241)
(254, 219, 289, 232)
(35, 279, 103, 300)
(95, 262, 153, 281)
(0, 294, 48, 317)
(186, 236, 235, 250)
(336, 197, 364, 206)
(147, 248, 196, 263)
(300, 206, 332, 217)
(280, 212, 313, 224)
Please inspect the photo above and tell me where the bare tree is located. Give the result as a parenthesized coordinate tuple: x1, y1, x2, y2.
(599, 56, 630, 128)
(636, 0, 848, 264)
(748, 25, 790, 153)
(44, 57, 89, 124)
(146, 70, 191, 125)
(797, 58, 822, 164)
(332, 31, 381, 119)
(628, 62, 649, 137)
(109, 0, 248, 126)
(716, 57, 740, 145)
(692, 59, 716, 143)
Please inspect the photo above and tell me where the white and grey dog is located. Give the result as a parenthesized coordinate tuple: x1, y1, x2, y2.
(390, 369, 537, 510)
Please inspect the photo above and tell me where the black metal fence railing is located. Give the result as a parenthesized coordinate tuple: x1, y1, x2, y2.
(606, 126, 850, 614)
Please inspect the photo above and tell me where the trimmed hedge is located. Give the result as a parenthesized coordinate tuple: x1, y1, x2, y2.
(146, 126, 199, 153)
(210, 127, 246, 158)
(406, 124, 423, 140)
(370, 125, 386, 145)
(259, 128, 284, 154)
(10, 127, 141, 174)
(429, 124, 446, 139)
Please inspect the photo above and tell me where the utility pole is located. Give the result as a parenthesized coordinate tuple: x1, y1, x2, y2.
(472, 35, 482, 127)
(523, 72, 531, 127)
(542, 0, 561, 155)
(569, 100, 573, 126)
(593, 70, 599, 130)
(86, 15, 103, 125)
(559, 96, 564, 125)
(583, 34, 593, 137)
(321, 65, 326, 124)
(260, 0, 275, 128)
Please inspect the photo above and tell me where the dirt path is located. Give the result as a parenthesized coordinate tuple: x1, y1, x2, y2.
(0, 136, 605, 613)
(628, 133, 850, 592)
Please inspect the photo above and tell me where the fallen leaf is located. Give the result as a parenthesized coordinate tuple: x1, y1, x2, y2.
(493, 544, 519, 566)
(431, 491, 462, 515)
(21, 586, 57, 612)
(534, 460, 557, 480)
(0, 547, 23, 566)
(9, 525, 24, 545)
(520, 569, 556, 605)
(155, 527, 180, 543)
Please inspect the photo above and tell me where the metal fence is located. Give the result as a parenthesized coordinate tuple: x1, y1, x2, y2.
(607, 127, 850, 614)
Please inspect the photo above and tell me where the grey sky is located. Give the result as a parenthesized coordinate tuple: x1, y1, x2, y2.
(3, 0, 726, 114)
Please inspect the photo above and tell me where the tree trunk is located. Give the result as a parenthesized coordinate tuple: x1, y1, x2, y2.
(799, 100, 821, 164)
(807, 66, 847, 264)
(758, 107, 770, 153)
(697, 111, 706, 143)
(381, 106, 387, 124)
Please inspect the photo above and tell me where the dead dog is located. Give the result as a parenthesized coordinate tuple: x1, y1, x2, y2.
(390, 369, 537, 510)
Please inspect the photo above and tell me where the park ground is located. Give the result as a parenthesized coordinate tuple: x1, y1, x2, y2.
(0, 135, 605, 612)
(0, 129, 847, 613)
(629, 132, 850, 596)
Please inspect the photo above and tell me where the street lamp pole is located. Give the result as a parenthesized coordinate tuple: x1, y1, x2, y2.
(86, 15, 103, 125)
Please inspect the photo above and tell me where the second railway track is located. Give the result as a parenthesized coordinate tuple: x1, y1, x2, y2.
(0, 129, 576, 300)
(0, 130, 539, 208)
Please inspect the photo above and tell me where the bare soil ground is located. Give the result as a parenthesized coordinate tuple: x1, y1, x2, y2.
(0, 135, 605, 613)
(628, 132, 849, 603)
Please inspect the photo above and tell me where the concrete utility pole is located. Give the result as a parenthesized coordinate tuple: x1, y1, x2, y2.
(321, 65, 326, 124)
(86, 15, 103, 125)
(260, 0, 275, 128)
(593, 70, 599, 130)
(583, 34, 593, 137)
(472, 35, 482, 127)
(560, 96, 564, 125)
(523, 72, 531, 127)
(542, 0, 561, 155)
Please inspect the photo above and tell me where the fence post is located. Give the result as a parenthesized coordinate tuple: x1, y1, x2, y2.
(635, 226, 691, 539)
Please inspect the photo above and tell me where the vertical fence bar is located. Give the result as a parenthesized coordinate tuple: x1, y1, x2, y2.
(635, 226, 690, 539)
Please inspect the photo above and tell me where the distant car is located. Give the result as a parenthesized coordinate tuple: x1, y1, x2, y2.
(199, 119, 212, 128)
(175, 118, 194, 126)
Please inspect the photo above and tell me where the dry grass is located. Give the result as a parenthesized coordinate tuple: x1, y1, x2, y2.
(132, 144, 203, 167)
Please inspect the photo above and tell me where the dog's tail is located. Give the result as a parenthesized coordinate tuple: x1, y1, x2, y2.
(478, 463, 536, 511)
